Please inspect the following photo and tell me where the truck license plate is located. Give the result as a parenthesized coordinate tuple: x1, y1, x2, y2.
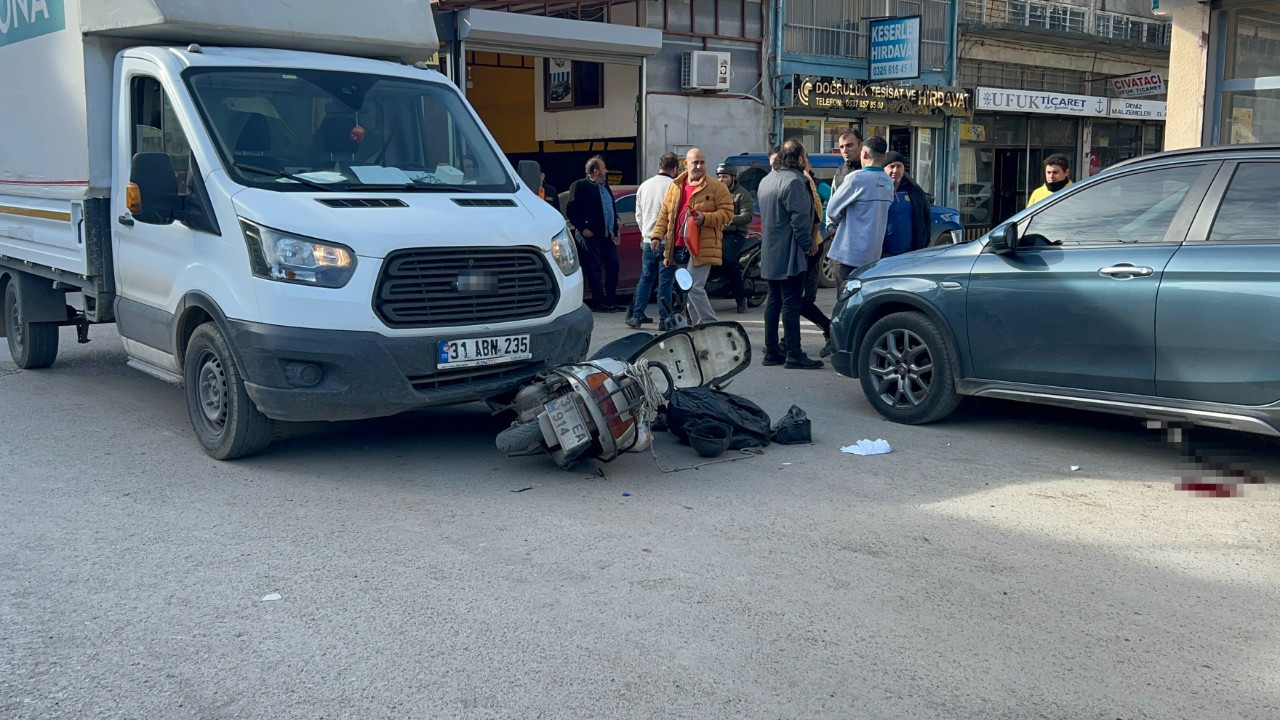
(438, 334, 531, 369)
(545, 397, 591, 452)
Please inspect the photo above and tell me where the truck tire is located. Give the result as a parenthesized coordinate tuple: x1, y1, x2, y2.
(3, 281, 59, 369)
(184, 322, 274, 460)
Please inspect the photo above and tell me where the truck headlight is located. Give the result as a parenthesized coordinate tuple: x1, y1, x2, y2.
(837, 278, 862, 303)
(239, 219, 357, 288)
(550, 225, 579, 276)
(940, 211, 961, 226)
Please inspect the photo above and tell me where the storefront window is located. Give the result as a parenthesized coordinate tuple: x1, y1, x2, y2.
(1089, 122, 1142, 176)
(782, 117, 823, 152)
(958, 143, 994, 232)
(916, 128, 936, 198)
(1224, 89, 1280, 143)
(1226, 7, 1280, 79)
(823, 122, 859, 155)
(992, 116, 1027, 146)
(1217, 4, 1280, 144)
(1143, 124, 1163, 151)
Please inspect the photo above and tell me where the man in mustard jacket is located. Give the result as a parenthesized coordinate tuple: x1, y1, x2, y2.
(651, 147, 735, 325)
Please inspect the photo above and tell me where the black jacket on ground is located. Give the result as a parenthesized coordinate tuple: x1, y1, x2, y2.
(566, 177, 618, 239)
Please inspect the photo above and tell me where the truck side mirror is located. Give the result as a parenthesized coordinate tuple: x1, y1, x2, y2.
(988, 222, 1019, 255)
(517, 159, 542, 194)
(128, 153, 183, 225)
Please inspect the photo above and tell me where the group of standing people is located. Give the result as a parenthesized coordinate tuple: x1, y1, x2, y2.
(564, 148, 753, 329)
(757, 131, 935, 369)
(560, 132, 937, 369)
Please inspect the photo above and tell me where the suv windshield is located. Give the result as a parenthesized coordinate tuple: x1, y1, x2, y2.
(184, 68, 514, 193)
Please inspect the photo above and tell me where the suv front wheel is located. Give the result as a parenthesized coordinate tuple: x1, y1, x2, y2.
(857, 311, 961, 424)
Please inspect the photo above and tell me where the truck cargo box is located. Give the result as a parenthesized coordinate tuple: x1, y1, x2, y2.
(0, 0, 439, 202)
(79, 0, 438, 62)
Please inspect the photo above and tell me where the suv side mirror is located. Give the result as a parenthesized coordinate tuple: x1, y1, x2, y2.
(517, 159, 542, 194)
(988, 222, 1019, 255)
(128, 153, 183, 225)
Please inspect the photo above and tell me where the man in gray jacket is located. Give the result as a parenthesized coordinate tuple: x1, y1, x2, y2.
(756, 139, 823, 370)
(825, 136, 893, 286)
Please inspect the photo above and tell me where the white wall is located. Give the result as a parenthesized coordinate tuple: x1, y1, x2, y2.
(533, 62, 639, 142)
(1164, 4, 1211, 149)
(643, 94, 770, 174)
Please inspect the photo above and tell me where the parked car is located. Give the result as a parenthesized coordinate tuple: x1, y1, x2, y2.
(720, 153, 964, 287)
(560, 185, 763, 301)
(957, 181, 993, 225)
(829, 144, 1280, 436)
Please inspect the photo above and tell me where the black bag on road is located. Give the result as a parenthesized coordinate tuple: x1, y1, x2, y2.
(666, 388, 771, 450)
(771, 405, 812, 445)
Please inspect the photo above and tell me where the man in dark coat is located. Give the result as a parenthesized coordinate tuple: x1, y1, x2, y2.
(755, 140, 823, 370)
(881, 151, 933, 256)
(540, 172, 560, 213)
(566, 155, 621, 312)
(831, 129, 863, 192)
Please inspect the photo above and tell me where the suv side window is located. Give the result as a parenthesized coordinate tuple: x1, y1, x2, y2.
(1024, 164, 1205, 246)
(1208, 162, 1280, 243)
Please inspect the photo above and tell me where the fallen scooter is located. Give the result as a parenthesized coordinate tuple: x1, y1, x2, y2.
(495, 270, 753, 469)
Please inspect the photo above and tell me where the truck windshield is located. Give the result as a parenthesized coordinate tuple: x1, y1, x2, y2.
(184, 68, 515, 193)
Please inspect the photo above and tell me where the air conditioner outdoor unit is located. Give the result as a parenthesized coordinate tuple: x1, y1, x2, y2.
(682, 51, 731, 92)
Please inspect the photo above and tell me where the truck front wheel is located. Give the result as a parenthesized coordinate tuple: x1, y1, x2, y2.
(3, 281, 59, 369)
(184, 323, 274, 460)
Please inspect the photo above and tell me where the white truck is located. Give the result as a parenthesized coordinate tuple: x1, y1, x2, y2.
(0, 0, 591, 459)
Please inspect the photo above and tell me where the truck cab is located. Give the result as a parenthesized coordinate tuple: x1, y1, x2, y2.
(0, 1, 591, 459)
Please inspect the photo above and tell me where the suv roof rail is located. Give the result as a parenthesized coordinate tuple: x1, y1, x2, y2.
(1110, 143, 1280, 171)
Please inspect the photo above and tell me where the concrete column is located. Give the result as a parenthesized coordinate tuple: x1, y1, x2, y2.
(1165, 4, 1211, 149)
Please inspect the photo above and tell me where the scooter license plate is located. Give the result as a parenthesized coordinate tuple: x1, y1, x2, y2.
(545, 397, 592, 452)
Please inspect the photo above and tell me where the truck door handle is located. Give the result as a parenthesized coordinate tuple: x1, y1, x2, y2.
(1098, 264, 1153, 278)
(118, 214, 135, 227)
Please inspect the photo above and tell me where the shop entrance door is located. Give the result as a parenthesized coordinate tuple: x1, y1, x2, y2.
(993, 148, 1027, 225)
(866, 120, 941, 199)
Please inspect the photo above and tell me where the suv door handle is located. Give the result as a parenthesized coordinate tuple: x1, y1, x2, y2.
(118, 214, 135, 227)
(1098, 264, 1153, 278)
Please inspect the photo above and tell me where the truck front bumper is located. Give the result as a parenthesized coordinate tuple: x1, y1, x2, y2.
(228, 306, 593, 422)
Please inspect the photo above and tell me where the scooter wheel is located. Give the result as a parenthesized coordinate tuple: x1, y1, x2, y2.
(495, 419, 546, 456)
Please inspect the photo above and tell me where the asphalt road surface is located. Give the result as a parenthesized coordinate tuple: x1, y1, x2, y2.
(3, 289, 1279, 719)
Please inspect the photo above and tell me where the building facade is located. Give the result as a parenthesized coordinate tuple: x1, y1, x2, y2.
(431, 0, 772, 191)
(776, 0, 966, 206)
(1163, 0, 1280, 148)
(957, 0, 1171, 235)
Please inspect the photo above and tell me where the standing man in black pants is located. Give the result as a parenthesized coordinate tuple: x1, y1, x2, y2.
(799, 155, 833, 355)
(755, 139, 823, 370)
(716, 162, 753, 314)
(566, 155, 621, 312)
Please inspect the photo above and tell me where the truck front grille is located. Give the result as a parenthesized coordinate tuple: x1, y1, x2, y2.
(374, 247, 559, 329)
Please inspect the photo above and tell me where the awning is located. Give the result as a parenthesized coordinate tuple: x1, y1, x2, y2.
(457, 8, 663, 66)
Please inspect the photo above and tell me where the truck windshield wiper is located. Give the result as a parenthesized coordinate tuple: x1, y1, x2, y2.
(347, 182, 417, 191)
(233, 163, 341, 193)
(402, 185, 480, 193)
